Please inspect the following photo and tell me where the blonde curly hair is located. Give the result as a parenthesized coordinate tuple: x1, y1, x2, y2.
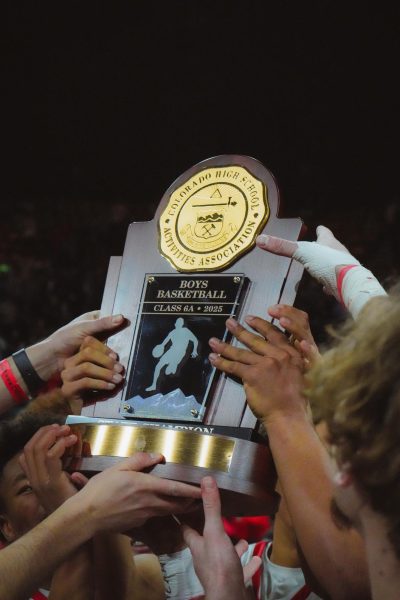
(306, 290, 400, 556)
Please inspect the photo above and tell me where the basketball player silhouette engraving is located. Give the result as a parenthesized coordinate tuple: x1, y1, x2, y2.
(146, 317, 199, 392)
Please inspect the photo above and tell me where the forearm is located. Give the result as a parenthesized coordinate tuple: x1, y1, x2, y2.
(0, 495, 95, 600)
(49, 543, 95, 600)
(26, 338, 59, 381)
(93, 533, 135, 600)
(265, 414, 370, 600)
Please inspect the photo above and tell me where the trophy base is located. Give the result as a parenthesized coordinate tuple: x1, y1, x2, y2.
(65, 418, 279, 516)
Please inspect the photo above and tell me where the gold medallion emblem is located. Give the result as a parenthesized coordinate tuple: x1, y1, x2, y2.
(159, 166, 269, 271)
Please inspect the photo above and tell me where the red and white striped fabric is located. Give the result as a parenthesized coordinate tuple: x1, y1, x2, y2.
(158, 542, 322, 599)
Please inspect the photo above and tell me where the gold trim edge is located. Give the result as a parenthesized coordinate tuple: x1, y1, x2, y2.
(158, 164, 270, 272)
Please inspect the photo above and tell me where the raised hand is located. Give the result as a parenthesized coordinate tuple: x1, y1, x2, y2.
(182, 477, 261, 600)
(209, 317, 307, 424)
(267, 304, 320, 367)
(76, 453, 202, 533)
(26, 311, 127, 382)
(256, 225, 386, 318)
(19, 424, 79, 513)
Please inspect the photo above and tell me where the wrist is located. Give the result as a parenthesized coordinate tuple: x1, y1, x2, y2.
(62, 493, 99, 540)
(261, 406, 310, 430)
(26, 338, 59, 381)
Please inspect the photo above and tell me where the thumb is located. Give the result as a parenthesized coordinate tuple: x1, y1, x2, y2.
(114, 452, 165, 473)
(182, 523, 200, 549)
(256, 234, 298, 258)
(83, 314, 127, 338)
(316, 225, 350, 253)
(243, 556, 262, 583)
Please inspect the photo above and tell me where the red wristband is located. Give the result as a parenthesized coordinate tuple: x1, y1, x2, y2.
(337, 264, 358, 305)
(0, 359, 29, 405)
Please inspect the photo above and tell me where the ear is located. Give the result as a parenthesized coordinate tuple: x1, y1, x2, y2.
(0, 513, 17, 543)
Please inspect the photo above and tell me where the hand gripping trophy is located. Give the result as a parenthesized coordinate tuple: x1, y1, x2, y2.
(67, 155, 304, 516)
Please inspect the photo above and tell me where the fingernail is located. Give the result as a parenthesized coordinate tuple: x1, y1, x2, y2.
(150, 452, 163, 461)
(112, 373, 123, 383)
(245, 315, 255, 323)
(109, 351, 118, 360)
(113, 363, 124, 373)
(280, 317, 290, 327)
(209, 337, 220, 346)
(112, 314, 124, 324)
(256, 234, 269, 247)
(68, 434, 77, 442)
(268, 304, 280, 311)
(226, 317, 237, 329)
(209, 353, 218, 362)
(107, 382, 116, 389)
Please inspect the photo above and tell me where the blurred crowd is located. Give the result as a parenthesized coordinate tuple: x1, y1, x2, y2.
(0, 196, 398, 357)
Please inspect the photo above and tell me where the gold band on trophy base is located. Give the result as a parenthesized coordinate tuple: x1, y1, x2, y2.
(66, 422, 279, 516)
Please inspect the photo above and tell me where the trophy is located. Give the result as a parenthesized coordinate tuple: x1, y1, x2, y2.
(67, 155, 303, 516)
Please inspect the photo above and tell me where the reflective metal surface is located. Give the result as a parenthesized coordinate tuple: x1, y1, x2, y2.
(159, 165, 269, 271)
(73, 424, 235, 472)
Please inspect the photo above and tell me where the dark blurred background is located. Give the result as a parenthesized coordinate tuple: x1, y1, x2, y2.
(2, 2, 399, 356)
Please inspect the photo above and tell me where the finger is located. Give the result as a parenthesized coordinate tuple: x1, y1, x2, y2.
(201, 477, 225, 535)
(18, 453, 29, 476)
(80, 335, 114, 355)
(62, 361, 123, 385)
(70, 472, 89, 489)
(225, 318, 271, 356)
(243, 316, 289, 347)
(209, 353, 248, 380)
(244, 316, 303, 365)
(112, 452, 165, 473)
(63, 349, 122, 377)
(267, 305, 315, 345)
(316, 225, 350, 253)
(299, 340, 320, 365)
(80, 338, 120, 364)
(70, 310, 101, 323)
(256, 234, 298, 257)
(234, 538, 248, 558)
(209, 338, 259, 365)
(62, 377, 117, 398)
(47, 434, 77, 460)
(83, 314, 127, 339)
(243, 556, 262, 583)
(24, 425, 69, 486)
(181, 523, 201, 549)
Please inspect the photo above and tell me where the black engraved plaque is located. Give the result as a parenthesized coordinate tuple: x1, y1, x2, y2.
(122, 273, 249, 422)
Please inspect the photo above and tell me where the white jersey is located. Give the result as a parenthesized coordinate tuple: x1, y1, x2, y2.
(159, 542, 322, 599)
(241, 541, 322, 600)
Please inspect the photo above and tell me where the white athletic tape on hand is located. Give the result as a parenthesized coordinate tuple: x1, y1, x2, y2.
(292, 242, 360, 300)
(293, 242, 386, 318)
(341, 266, 387, 318)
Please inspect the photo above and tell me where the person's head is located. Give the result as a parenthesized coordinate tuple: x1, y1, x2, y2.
(175, 318, 184, 328)
(307, 291, 400, 557)
(0, 412, 64, 543)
